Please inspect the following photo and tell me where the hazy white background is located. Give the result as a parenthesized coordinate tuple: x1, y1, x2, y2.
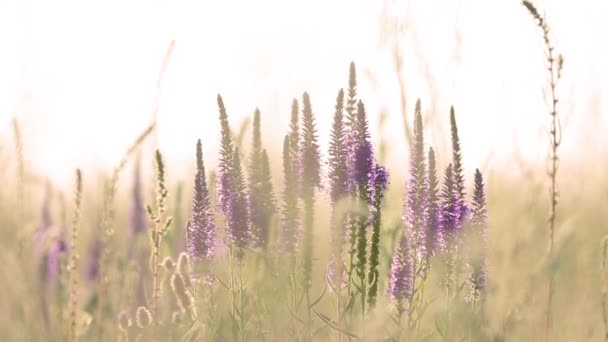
(0, 0, 606, 188)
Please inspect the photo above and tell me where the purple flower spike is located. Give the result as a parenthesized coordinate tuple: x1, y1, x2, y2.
(44, 236, 67, 282)
(328, 89, 348, 205)
(368, 163, 389, 308)
(86, 238, 102, 284)
(450, 106, 468, 224)
(371, 164, 389, 207)
(217, 94, 235, 215)
(402, 99, 428, 262)
(226, 149, 252, 255)
(348, 100, 374, 201)
(440, 164, 461, 248)
(298, 92, 321, 196)
(466, 169, 488, 303)
(33, 182, 53, 254)
(426, 147, 442, 255)
(280, 135, 300, 254)
(388, 233, 413, 302)
(187, 139, 216, 261)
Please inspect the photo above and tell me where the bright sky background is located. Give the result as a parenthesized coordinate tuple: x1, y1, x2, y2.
(0, 0, 606, 188)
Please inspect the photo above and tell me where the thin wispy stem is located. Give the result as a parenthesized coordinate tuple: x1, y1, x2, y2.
(522, 2, 564, 341)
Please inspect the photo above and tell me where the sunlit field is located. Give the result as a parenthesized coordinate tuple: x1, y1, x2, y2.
(0, 1, 607, 341)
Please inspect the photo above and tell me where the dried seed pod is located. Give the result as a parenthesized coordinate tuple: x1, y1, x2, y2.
(135, 306, 152, 328)
(117, 311, 132, 332)
(176, 252, 192, 288)
(171, 273, 195, 318)
(171, 311, 185, 324)
(162, 256, 175, 272)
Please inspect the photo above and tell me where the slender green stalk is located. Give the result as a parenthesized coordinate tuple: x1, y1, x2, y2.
(68, 169, 83, 342)
(406, 259, 419, 341)
(303, 196, 314, 341)
(239, 263, 246, 342)
(444, 252, 456, 342)
(149, 150, 169, 322)
(601, 236, 608, 342)
(356, 210, 367, 316)
(336, 286, 343, 342)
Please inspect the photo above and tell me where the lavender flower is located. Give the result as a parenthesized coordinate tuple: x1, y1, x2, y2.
(426, 147, 442, 256)
(86, 238, 102, 284)
(258, 150, 276, 243)
(388, 233, 413, 302)
(441, 164, 462, 306)
(33, 182, 53, 253)
(217, 94, 235, 215)
(226, 149, 252, 257)
(186, 139, 216, 261)
(367, 164, 389, 309)
(403, 99, 428, 262)
(440, 164, 461, 248)
(450, 106, 468, 223)
(327, 89, 348, 288)
(345, 62, 358, 131)
(349, 100, 374, 197)
(298, 92, 321, 196)
(289, 99, 300, 173)
(299, 91, 321, 290)
(349, 100, 375, 308)
(33, 185, 69, 282)
(248, 108, 276, 248)
(465, 169, 488, 303)
(44, 236, 68, 282)
(216, 95, 252, 257)
(328, 89, 348, 204)
(280, 135, 299, 254)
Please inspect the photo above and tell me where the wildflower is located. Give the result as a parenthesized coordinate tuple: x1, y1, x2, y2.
(367, 164, 389, 308)
(328, 89, 348, 205)
(298, 92, 321, 196)
(248, 109, 276, 248)
(450, 107, 468, 223)
(426, 147, 442, 255)
(348, 100, 374, 199)
(226, 149, 252, 255)
(465, 169, 488, 303)
(280, 135, 299, 253)
(216, 95, 251, 256)
(388, 233, 413, 301)
(289, 99, 300, 173)
(86, 238, 102, 284)
(217, 94, 235, 215)
(299, 91, 321, 290)
(345, 62, 358, 132)
(350, 100, 374, 306)
(440, 164, 461, 248)
(327, 89, 348, 284)
(44, 235, 68, 282)
(187, 139, 216, 261)
(403, 99, 428, 262)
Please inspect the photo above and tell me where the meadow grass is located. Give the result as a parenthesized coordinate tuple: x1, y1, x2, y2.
(0, 3, 605, 341)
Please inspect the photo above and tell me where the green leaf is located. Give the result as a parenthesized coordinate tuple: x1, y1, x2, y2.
(309, 284, 327, 308)
(163, 216, 173, 233)
(313, 310, 359, 340)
